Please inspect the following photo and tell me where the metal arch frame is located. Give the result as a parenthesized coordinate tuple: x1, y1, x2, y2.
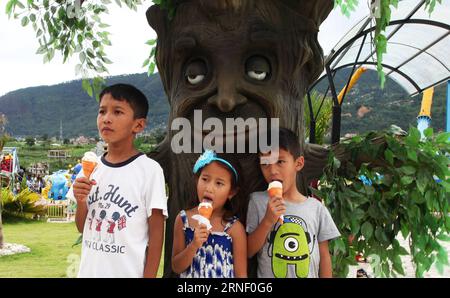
(330, 62, 421, 93)
(306, 17, 450, 144)
(329, 37, 450, 77)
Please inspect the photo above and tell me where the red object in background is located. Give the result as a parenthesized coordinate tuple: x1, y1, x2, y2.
(1, 157, 12, 172)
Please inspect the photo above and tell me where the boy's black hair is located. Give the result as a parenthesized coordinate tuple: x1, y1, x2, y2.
(99, 83, 149, 119)
(279, 127, 302, 158)
(262, 127, 302, 159)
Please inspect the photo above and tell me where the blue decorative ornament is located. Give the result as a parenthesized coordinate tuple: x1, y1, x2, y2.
(49, 170, 70, 200)
(193, 150, 238, 182)
(71, 163, 82, 183)
(358, 175, 372, 186)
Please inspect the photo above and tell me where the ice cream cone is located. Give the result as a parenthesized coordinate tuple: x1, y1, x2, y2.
(82, 161, 97, 179)
(82, 152, 98, 179)
(268, 181, 284, 225)
(198, 202, 213, 220)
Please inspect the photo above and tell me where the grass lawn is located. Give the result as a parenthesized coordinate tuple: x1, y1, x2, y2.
(0, 218, 165, 277)
(0, 219, 82, 277)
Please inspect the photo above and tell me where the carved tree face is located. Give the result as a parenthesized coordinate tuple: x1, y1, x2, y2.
(148, 0, 333, 151)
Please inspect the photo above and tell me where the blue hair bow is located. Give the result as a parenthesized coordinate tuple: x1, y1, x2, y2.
(193, 150, 238, 182)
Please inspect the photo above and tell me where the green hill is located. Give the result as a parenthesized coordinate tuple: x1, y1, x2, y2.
(0, 70, 447, 138)
(313, 68, 447, 135)
(0, 73, 168, 138)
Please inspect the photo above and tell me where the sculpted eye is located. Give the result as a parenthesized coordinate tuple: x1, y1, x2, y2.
(245, 56, 271, 81)
(185, 59, 207, 85)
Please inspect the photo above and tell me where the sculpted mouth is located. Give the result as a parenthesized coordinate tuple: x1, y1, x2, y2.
(275, 253, 308, 261)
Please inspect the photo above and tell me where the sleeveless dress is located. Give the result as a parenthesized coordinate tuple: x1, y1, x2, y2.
(179, 210, 237, 278)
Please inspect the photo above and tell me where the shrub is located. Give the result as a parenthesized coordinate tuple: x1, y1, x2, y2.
(315, 126, 450, 277)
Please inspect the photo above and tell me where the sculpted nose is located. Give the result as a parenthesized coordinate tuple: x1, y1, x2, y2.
(208, 79, 247, 113)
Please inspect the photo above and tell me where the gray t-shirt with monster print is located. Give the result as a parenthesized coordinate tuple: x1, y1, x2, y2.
(246, 191, 340, 278)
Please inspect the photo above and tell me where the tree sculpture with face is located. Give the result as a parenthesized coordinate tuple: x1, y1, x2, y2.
(146, 0, 334, 276)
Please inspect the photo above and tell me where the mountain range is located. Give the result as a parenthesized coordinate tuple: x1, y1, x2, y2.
(0, 70, 447, 138)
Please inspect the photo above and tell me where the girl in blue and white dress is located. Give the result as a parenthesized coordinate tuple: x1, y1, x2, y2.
(171, 150, 247, 278)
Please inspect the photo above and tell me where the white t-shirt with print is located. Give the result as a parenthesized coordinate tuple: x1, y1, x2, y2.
(67, 152, 168, 278)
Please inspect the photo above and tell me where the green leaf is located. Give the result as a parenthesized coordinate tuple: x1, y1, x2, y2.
(392, 255, 405, 276)
(416, 171, 428, 195)
(148, 62, 156, 76)
(82, 79, 93, 97)
(146, 39, 156, 46)
(400, 166, 416, 175)
(333, 237, 346, 255)
(384, 148, 394, 165)
(437, 246, 449, 265)
(79, 52, 86, 64)
(410, 189, 425, 204)
(436, 233, 450, 242)
(21, 15, 29, 27)
(406, 148, 418, 162)
(397, 245, 409, 256)
(436, 132, 450, 144)
(75, 63, 82, 75)
(407, 127, 421, 146)
(375, 226, 387, 243)
(5, 1, 14, 16)
(423, 127, 433, 138)
(16, 1, 25, 9)
(400, 176, 414, 186)
(400, 221, 409, 239)
(142, 58, 150, 68)
(361, 221, 373, 240)
(87, 48, 95, 58)
(353, 208, 365, 220)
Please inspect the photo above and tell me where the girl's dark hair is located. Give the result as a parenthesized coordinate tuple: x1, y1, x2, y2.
(189, 153, 245, 224)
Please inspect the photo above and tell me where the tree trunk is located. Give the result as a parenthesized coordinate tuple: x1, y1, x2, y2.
(146, 0, 335, 277)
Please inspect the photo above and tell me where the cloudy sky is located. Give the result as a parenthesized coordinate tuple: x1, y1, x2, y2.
(0, 2, 369, 96)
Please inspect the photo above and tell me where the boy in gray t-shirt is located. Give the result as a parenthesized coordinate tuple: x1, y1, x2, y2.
(246, 128, 340, 278)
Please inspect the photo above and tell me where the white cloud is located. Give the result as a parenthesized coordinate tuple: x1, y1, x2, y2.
(0, 3, 369, 96)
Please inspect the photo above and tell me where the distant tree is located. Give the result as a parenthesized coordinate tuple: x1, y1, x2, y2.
(151, 128, 166, 144)
(41, 134, 49, 141)
(25, 137, 35, 147)
(63, 138, 70, 145)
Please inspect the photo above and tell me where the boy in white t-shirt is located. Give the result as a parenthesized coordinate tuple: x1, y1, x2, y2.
(68, 83, 168, 278)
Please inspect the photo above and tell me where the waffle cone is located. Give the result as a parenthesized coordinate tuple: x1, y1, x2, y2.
(198, 205, 213, 219)
(268, 187, 282, 198)
(82, 161, 97, 179)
